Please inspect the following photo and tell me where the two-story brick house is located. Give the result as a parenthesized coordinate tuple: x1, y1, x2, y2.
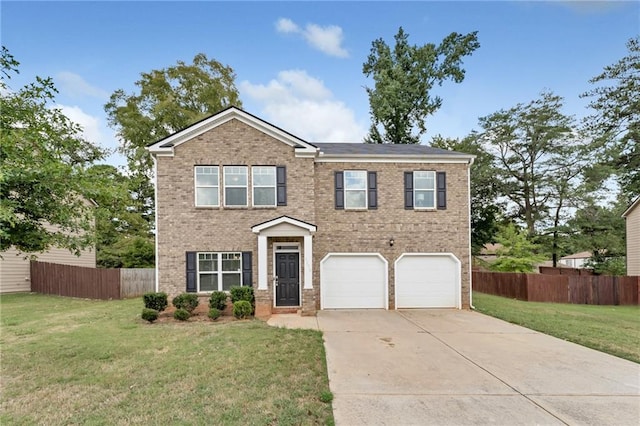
(147, 107, 474, 317)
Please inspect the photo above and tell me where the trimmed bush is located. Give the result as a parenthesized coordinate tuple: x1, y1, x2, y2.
(229, 286, 254, 303)
(173, 308, 190, 321)
(141, 308, 159, 323)
(233, 300, 252, 319)
(172, 293, 199, 313)
(209, 291, 227, 311)
(208, 308, 221, 320)
(143, 292, 168, 312)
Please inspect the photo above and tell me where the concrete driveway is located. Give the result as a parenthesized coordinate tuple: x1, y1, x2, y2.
(317, 309, 640, 425)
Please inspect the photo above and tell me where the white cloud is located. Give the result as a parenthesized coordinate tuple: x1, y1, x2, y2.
(56, 71, 109, 99)
(275, 18, 348, 58)
(240, 70, 366, 143)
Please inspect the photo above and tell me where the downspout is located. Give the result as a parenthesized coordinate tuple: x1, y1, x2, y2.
(468, 157, 475, 310)
(152, 154, 159, 292)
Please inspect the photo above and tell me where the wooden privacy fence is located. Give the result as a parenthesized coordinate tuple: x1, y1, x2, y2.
(30, 261, 155, 300)
(473, 271, 639, 305)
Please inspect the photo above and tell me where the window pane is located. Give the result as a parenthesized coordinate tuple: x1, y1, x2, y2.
(222, 253, 241, 271)
(414, 171, 435, 190)
(344, 171, 367, 189)
(252, 167, 275, 186)
(196, 187, 218, 206)
(415, 190, 435, 208)
(225, 187, 247, 206)
(254, 187, 276, 206)
(196, 167, 218, 186)
(199, 256, 217, 272)
(200, 273, 218, 292)
(224, 166, 247, 186)
(345, 190, 366, 209)
(222, 273, 241, 291)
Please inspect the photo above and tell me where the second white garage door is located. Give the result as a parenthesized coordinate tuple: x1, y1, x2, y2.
(395, 253, 460, 308)
(321, 253, 387, 309)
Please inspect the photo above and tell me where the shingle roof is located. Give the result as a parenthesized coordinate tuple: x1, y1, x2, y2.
(314, 142, 471, 157)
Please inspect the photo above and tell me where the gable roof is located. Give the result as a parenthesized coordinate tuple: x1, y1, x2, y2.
(314, 142, 474, 163)
(145, 106, 317, 156)
(622, 196, 640, 218)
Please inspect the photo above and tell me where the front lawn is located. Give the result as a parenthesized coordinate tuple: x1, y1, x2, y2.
(473, 292, 640, 363)
(0, 294, 334, 425)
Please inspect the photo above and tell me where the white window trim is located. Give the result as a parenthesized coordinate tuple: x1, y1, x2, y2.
(344, 170, 368, 210)
(194, 166, 219, 207)
(252, 166, 277, 207)
(197, 252, 243, 292)
(414, 170, 436, 210)
(223, 166, 248, 207)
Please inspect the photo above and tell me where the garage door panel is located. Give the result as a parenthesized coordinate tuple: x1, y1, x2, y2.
(321, 254, 387, 309)
(396, 254, 459, 308)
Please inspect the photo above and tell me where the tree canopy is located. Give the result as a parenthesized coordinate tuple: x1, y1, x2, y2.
(104, 53, 242, 228)
(1, 47, 105, 255)
(363, 27, 479, 144)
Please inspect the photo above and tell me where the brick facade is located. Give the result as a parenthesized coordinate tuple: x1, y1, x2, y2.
(152, 110, 472, 316)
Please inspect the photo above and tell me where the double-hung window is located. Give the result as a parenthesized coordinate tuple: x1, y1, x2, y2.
(197, 252, 242, 292)
(344, 170, 368, 209)
(414, 171, 436, 209)
(224, 166, 248, 206)
(252, 166, 276, 207)
(195, 166, 219, 207)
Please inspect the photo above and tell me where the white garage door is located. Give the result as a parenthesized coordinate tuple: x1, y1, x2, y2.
(321, 254, 387, 309)
(395, 254, 460, 308)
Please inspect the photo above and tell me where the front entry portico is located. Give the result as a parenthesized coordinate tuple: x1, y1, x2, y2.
(251, 216, 317, 315)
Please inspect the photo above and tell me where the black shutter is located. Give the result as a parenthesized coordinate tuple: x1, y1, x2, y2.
(186, 251, 197, 293)
(437, 171, 447, 210)
(404, 172, 413, 209)
(276, 166, 287, 206)
(335, 171, 344, 209)
(242, 251, 252, 287)
(368, 171, 377, 210)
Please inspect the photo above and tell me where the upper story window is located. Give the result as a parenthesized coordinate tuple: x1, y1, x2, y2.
(252, 166, 276, 207)
(405, 171, 446, 210)
(414, 171, 436, 209)
(224, 166, 248, 207)
(195, 166, 219, 207)
(335, 170, 377, 210)
(344, 170, 368, 209)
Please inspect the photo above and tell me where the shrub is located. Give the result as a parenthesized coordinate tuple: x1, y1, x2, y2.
(143, 292, 168, 312)
(172, 293, 199, 313)
(229, 286, 254, 303)
(173, 308, 190, 321)
(209, 291, 228, 311)
(141, 308, 159, 323)
(233, 300, 252, 319)
(208, 308, 221, 320)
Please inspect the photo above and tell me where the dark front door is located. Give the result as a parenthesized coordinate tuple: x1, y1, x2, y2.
(275, 252, 300, 306)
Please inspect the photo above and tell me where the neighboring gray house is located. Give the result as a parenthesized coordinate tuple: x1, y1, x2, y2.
(622, 197, 640, 276)
(146, 107, 474, 317)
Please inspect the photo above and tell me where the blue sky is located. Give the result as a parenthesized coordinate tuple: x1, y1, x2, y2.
(2, 1, 638, 167)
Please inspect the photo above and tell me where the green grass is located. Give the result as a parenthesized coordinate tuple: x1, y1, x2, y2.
(473, 292, 640, 363)
(0, 294, 334, 425)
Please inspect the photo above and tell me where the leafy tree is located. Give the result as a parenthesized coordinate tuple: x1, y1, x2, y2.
(104, 53, 242, 228)
(430, 133, 501, 254)
(479, 91, 577, 237)
(490, 223, 546, 273)
(363, 27, 479, 144)
(582, 36, 639, 201)
(567, 200, 626, 275)
(85, 165, 154, 268)
(1, 47, 105, 255)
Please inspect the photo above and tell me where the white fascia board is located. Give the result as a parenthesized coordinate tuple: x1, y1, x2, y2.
(622, 196, 640, 218)
(251, 216, 317, 234)
(146, 107, 317, 155)
(314, 154, 475, 164)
